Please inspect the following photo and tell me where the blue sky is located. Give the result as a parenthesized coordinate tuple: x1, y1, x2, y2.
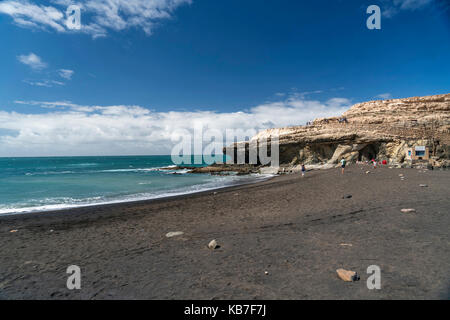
(0, 0, 449, 156)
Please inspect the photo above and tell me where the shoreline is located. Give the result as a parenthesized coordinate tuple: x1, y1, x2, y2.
(1, 165, 449, 299)
(0, 172, 275, 217)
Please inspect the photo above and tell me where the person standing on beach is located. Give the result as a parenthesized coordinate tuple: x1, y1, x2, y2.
(301, 164, 306, 177)
(340, 158, 346, 174)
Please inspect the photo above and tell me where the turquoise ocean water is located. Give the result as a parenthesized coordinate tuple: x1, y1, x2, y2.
(0, 156, 270, 215)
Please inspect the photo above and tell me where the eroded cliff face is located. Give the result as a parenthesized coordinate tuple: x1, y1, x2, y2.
(226, 94, 450, 169)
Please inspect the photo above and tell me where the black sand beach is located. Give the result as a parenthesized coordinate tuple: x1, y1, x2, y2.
(0, 165, 449, 300)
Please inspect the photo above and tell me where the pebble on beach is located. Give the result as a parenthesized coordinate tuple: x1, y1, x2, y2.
(419, 184, 428, 188)
(166, 231, 184, 238)
(208, 239, 219, 249)
(336, 269, 360, 282)
(340, 243, 353, 247)
(401, 209, 416, 213)
(9, 230, 18, 233)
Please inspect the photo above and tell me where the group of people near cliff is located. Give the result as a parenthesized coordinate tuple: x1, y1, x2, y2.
(300, 157, 386, 178)
(340, 157, 382, 174)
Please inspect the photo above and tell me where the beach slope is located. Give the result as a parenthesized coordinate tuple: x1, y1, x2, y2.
(0, 166, 449, 299)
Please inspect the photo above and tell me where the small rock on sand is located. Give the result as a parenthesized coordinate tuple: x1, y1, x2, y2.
(365, 171, 371, 174)
(336, 269, 360, 282)
(342, 194, 352, 199)
(10, 230, 18, 233)
(419, 184, 428, 187)
(166, 231, 184, 238)
(401, 209, 416, 213)
(340, 243, 353, 247)
(208, 239, 219, 249)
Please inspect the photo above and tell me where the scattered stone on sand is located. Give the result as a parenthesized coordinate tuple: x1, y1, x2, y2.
(365, 171, 371, 174)
(336, 269, 360, 282)
(208, 239, 219, 249)
(10, 230, 18, 233)
(401, 208, 416, 213)
(419, 184, 428, 188)
(399, 174, 404, 177)
(264, 271, 269, 275)
(343, 194, 352, 199)
(166, 231, 184, 238)
(340, 243, 353, 247)
(213, 192, 218, 195)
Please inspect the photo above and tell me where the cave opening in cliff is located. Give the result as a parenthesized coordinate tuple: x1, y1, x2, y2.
(358, 144, 380, 161)
(292, 143, 339, 165)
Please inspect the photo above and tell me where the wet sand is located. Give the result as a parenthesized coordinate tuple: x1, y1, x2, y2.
(0, 165, 449, 300)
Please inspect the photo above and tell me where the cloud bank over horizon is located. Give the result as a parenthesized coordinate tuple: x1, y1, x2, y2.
(0, 97, 352, 157)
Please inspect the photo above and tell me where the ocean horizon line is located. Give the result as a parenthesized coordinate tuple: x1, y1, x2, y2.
(0, 154, 224, 159)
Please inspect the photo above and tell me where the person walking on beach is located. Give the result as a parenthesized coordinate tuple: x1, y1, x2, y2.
(340, 158, 346, 174)
(301, 164, 306, 177)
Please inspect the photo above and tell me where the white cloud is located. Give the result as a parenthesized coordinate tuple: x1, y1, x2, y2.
(0, 0, 192, 38)
(375, 93, 392, 99)
(17, 53, 74, 86)
(0, 97, 351, 157)
(0, 1, 65, 31)
(382, 0, 433, 17)
(58, 69, 74, 80)
(23, 79, 65, 87)
(395, 0, 433, 10)
(17, 52, 47, 70)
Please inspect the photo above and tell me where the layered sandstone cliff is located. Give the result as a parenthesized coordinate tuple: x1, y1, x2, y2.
(226, 93, 450, 170)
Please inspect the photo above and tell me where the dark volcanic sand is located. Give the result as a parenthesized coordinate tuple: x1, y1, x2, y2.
(0, 166, 449, 300)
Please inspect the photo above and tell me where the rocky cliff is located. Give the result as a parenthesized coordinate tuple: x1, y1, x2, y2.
(226, 93, 450, 170)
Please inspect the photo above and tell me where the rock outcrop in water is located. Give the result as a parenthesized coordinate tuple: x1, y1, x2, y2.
(225, 93, 450, 171)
